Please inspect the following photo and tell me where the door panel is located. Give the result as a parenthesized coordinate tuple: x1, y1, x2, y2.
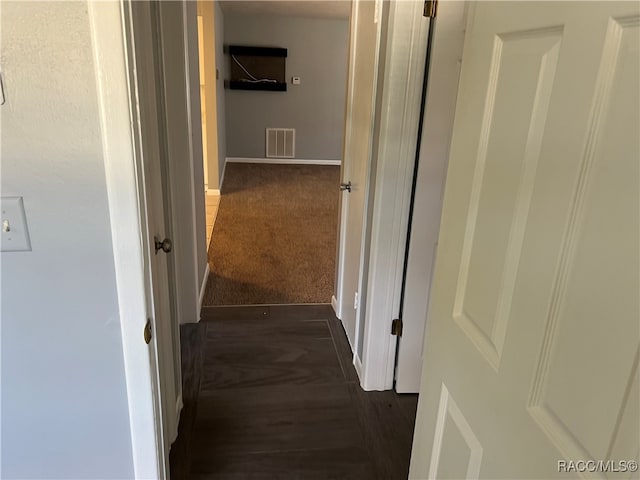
(337, 0, 379, 348)
(129, 1, 180, 468)
(430, 385, 483, 479)
(453, 27, 561, 370)
(410, 2, 639, 478)
(529, 15, 639, 464)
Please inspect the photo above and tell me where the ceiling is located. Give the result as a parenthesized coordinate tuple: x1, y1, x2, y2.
(220, 1, 351, 19)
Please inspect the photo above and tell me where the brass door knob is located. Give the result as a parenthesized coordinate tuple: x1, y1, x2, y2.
(144, 319, 153, 344)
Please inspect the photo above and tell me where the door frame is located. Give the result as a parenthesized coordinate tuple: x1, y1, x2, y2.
(196, 0, 221, 194)
(155, 1, 206, 328)
(89, 1, 183, 477)
(356, 0, 432, 391)
(356, 0, 468, 392)
(332, 0, 361, 323)
(333, 0, 384, 360)
(333, 0, 431, 390)
(395, 0, 468, 393)
(89, 0, 164, 477)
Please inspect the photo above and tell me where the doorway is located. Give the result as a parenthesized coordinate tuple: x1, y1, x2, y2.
(196, 0, 223, 253)
(196, 1, 351, 307)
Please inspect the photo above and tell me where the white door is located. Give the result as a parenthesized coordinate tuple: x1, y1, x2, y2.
(337, 0, 380, 348)
(129, 1, 181, 472)
(410, 2, 639, 478)
(395, 0, 467, 393)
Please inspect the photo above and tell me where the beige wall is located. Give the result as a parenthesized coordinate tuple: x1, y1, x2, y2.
(198, 0, 220, 190)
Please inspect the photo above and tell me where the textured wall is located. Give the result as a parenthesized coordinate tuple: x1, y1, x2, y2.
(1, 2, 134, 477)
(224, 15, 349, 161)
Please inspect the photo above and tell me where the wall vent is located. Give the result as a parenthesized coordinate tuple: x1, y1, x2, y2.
(266, 128, 295, 158)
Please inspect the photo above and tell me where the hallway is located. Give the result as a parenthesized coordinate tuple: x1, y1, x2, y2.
(170, 305, 417, 479)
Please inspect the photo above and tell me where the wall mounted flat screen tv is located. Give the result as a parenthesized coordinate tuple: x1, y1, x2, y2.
(228, 46, 287, 92)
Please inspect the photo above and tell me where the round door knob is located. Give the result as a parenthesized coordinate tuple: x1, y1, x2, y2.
(154, 236, 172, 254)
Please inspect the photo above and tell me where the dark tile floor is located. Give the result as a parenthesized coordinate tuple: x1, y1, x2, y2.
(170, 305, 418, 480)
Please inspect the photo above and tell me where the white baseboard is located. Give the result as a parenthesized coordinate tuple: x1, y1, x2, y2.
(331, 295, 341, 319)
(206, 188, 220, 196)
(219, 160, 227, 190)
(171, 393, 184, 445)
(226, 157, 341, 166)
(175, 394, 183, 421)
(354, 354, 363, 382)
(198, 263, 210, 320)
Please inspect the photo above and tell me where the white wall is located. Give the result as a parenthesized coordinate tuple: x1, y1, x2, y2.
(214, 1, 228, 184)
(223, 14, 349, 161)
(1, 2, 134, 477)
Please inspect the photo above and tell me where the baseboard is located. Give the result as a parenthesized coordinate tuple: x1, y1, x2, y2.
(206, 188, 220, 196)
(171, 393, 183, 445)
(331, 295, 341, 319)
(175, 394, 183, 421)
(198, 263, 210, 320)
(226, 157, 341, 166)
(219, 160, 227, 191)
(201, 302, 332, 309)
(353, 354, 363, 382)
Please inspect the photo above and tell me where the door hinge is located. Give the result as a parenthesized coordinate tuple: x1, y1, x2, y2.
(144, 318, 153, 344)
(391, 318, 403, 336)
(423, 0, 438, 18)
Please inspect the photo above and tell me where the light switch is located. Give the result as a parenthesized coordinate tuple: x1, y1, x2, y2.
(1, 197, 31, 252)
(292, 76, 301, 85)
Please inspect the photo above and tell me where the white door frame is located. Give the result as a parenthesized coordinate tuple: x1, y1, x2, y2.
(196, 0, 221, 194)
(332, 0, 360, 323)
(334, 0, 384, 362)
(155, 1, 204, 328)
(395, 0, 467, 393)
(89, 1, 166, 478)
(357, 0, 431, 391)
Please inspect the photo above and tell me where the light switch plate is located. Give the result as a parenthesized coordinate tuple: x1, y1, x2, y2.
(292, 76, 301, 85)
(1, 197, 32, 251)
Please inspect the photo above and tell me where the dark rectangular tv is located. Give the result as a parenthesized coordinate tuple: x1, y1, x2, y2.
(228, 45, 287, 92)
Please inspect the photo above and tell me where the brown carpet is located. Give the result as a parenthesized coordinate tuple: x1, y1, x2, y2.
(203, 163, 340, 305)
